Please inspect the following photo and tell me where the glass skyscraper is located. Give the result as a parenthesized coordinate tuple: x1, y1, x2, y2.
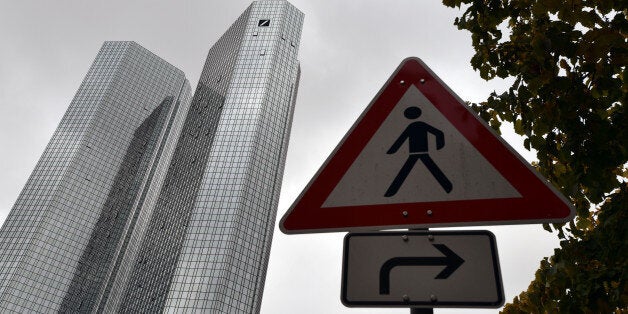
(0, 41, 193, 312)
(0, 1, 303, 313)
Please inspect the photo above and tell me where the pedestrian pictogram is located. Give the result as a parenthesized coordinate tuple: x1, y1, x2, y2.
(385, 106, 452, 197)
(280, 57, 574, 234)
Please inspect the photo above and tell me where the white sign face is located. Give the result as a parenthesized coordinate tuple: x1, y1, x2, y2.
(341, 231, 504, 308)
(323, 85, 520, 208)
(280, 57, 574, 234)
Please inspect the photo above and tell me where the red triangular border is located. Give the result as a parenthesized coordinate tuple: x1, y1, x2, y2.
(280, 57, 574, 234)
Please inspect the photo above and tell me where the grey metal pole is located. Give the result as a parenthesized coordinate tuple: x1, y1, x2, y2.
(409, 228, 434, 314)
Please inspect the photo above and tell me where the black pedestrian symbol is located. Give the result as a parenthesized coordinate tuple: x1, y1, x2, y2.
(385, 106, 452, 197)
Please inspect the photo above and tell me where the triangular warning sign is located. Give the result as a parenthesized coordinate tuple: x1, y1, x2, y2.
(280, 57, 574, 234)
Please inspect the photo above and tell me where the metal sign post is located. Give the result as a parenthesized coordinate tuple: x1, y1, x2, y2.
(410, 228, 434, 314)
(279, 57, 575, 313)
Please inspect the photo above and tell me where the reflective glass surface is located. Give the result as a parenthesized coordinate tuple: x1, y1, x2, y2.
(124, 1, 303, 313)
(0, 1, 302, 313)
(0, 41, 191, 313)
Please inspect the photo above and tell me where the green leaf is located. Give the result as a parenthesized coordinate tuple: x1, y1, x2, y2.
(514, 119, 524, 135)
(442, 0, 628, 312)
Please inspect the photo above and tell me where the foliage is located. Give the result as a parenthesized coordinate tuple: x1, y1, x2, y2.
(441, 0, 628, 312)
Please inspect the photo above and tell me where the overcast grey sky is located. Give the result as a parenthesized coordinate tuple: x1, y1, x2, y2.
(0, 1, 560, 313)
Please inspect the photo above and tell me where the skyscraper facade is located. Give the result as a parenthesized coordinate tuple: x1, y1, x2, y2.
(0, 41, 192, 313)
(0, 1, 302, 313)
(163, 1, 302, 311)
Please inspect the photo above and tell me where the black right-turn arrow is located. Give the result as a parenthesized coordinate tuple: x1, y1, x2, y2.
(379, 243, 465, 295)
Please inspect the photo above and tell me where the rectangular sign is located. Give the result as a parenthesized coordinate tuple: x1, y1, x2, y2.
(341, 230, 504, 308)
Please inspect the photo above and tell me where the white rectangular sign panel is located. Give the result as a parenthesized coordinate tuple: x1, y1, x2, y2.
(341, 230, 504, 308)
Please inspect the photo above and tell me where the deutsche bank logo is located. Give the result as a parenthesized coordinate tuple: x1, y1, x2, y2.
(258, 19, 270, 27)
